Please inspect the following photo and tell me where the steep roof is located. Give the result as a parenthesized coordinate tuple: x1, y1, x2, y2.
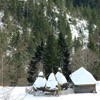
(46, 73, 58, 90)
(33, 72, 46, 89)
(56, 72, 67, 85)
(69, 67, 96, 85)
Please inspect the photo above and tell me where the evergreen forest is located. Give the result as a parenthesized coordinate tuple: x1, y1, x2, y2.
(0, 0, 100, 86)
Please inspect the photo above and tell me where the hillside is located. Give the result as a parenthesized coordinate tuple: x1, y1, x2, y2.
(0, 0, 100, 86)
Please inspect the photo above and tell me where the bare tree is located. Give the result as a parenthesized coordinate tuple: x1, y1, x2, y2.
(70, 48, 99, 74)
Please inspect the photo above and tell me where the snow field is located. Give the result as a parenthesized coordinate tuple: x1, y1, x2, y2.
(0, 86, 100, 100)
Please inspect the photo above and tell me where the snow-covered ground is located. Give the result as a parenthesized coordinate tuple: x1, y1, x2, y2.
(0, 81, 100, 100)
(66, 14, 89, 49)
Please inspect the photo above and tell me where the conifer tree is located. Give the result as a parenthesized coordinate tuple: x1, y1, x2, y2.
(53, 0, 64, 11)
(58, 13, 72, 49)
(58, 32, 71, 80)
(88, 21, 96, 51)
(66, 22, 72, 49)
(58, 32, 66, 66)
(43, 34, 58, 78)
(27, 41, 44, 85)
(65, 0, 73, 9)
(58, 14, 67, 35)
(32, 3, 52, 43)
(27, 56, 37, 85)
(63, 46, 71, 81)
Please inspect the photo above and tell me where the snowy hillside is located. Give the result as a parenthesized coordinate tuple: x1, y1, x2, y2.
(0, 2, 100, 100)
(0, 2, 91, 47)
(66, 14, 89, 49)
(0, 7, 95, 50)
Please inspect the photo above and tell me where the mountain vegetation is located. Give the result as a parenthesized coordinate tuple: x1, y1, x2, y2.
(0, 0, 100, 86)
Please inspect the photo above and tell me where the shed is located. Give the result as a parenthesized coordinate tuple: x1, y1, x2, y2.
(69, 67, 96, 93)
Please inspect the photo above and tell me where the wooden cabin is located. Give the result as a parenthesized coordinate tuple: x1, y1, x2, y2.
(70, 67, 96, 93)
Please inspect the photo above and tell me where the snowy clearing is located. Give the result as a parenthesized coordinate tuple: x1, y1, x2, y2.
(0, 81, 100, 100)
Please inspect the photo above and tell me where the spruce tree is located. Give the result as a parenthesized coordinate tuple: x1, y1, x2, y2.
(27, 41, 44, 85)
(43, 34, 58, 78)
(66, 22, 72, 49)
(58, 32, 66, 66)
(32, 3, 52, 43)
(88, 21, 96, 51)
(63, 46, 71, 81)
(58, 14, 67, 35)
(58, 13, 72, 48)
(53, 0, 64, 11)
(58, 32, 71, 80)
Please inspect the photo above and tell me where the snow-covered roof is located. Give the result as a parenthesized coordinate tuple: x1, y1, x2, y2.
(46, 73, 58, 90)
(33, 72, 46, 89)
(56, 72, 67, 85)
(69, 67, 96, 85)
(33, 77, 46, 89)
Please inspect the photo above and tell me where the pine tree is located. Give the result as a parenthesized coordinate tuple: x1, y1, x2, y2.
(58, 32, 71, 80)
(65, 0, 73, 9)
(32, 3, 52, 43)
(58, 13, 72, 49)
(58, 32, 66, 66)
(66, 22, 72, 49)
(63, 47, 71, 81)
(58, 14, 67, 35)
(27, 41, 44, 85)
(27, 57, 37, 85)
(88, 21, 96, 51)
(53, 0, 65, 11)
(43, 34, 58, 78)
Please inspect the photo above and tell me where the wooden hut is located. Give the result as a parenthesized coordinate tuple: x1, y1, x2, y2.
(69, 67, 96, 93)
